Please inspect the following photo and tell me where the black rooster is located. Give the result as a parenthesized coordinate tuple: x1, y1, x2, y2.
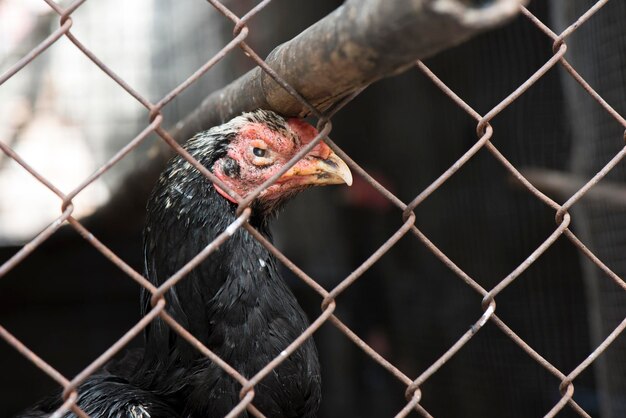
(19, 110, 352, 418)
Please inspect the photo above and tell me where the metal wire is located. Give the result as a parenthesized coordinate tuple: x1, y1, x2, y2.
(0, 0, 624, 417)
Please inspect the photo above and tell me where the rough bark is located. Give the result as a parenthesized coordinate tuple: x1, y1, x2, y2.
(173, 0, 526, 141)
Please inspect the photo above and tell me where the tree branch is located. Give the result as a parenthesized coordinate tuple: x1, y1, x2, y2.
(91, 0, 526, 227)
(172, 0, 526, 142)
(517, 168, 626, 208)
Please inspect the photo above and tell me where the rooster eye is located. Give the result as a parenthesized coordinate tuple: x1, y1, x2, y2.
(253, 147, 267, 157)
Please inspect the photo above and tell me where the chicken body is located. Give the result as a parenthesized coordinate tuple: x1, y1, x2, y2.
(19, 110, 351, 418)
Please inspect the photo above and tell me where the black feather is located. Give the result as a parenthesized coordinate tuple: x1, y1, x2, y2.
(17, 110, 321, 418)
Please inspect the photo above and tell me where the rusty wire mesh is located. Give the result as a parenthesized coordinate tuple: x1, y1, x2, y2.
(1, 0, 625, 417)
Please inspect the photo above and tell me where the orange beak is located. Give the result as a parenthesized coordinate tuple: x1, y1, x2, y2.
(279, 145, 353, 187)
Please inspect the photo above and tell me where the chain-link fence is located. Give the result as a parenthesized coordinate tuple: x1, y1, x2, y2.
(1, 0, 625, 417)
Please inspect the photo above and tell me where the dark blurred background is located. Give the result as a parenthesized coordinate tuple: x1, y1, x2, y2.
(2, 0, 626, 417)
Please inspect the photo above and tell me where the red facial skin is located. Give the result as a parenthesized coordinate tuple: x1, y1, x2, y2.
(212, 119, 334, 204)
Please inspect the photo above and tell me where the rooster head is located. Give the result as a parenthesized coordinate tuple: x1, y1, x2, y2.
(179, 109, 352, 215)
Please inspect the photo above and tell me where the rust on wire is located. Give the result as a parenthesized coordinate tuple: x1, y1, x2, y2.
(0, 0, 624, 417)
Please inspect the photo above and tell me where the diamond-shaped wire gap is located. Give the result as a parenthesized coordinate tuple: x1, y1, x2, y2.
(413, 9, 568, 199)
(486, 125, 626, 293)
(327, 214, 414, 311)
(411, 53, 568, 219)
(0, 120, 163, 320)
(402, 224, 572, 414)
(488, 238, 602, 384)
(61, 117, 161, 216)
(157, 310, 249, 386)
(320, 85, 494, 316)
(512, 20, 626, 218)
(408, 142, 563, 294)
(481, 318, 590, 418)
(446, 321, 584, 417)
(372, 220, 489, 377)
(2, 101, 158, 245)
(276, 181, 412, 302)
(144, 0, 255, 123)
(520, 5, 626, 129)
(1, 33, 156, 223)
(150, 0, 278, 117)
(44, 0, 158, 109)
(38, 33, 151, 161)
(60, 300, 165, 398)
(412, 317, 576, 418)
(0, 224, 154, 404)
(400, 219, 584, 414)
(319, 65, 479, 213)
(152, 28, 248, 115)
(489, 315, 593, 418)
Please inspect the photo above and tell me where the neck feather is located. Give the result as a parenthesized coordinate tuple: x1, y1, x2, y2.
(133, 154, 320, 417)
